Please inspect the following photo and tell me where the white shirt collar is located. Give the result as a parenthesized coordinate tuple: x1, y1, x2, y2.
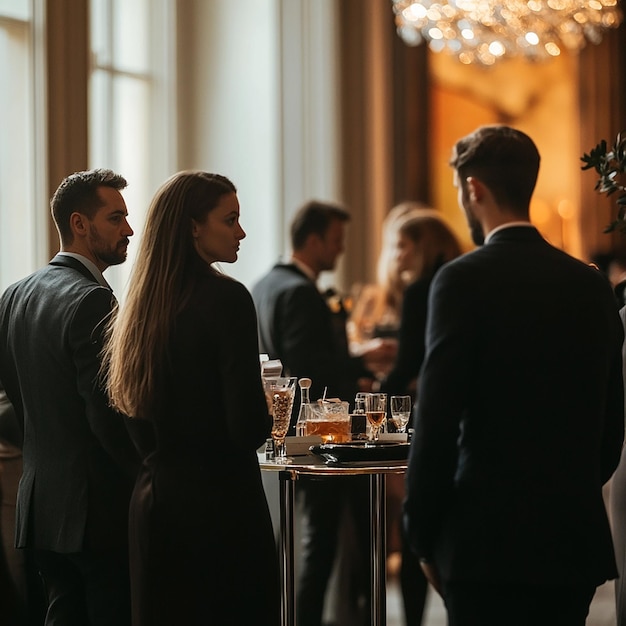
(57, 252, 111, 288)
(290, 257, 317, 283)
(484, 222, 535, 244)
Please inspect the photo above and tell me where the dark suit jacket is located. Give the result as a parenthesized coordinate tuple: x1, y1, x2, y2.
(0, 254, 140, 553)
(252, 263, 369, 416)
(404, 226, 624, 586)
(0, 379, 21, 451)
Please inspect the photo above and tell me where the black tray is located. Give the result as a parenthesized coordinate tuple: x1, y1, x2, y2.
(309, 441, 410, 464)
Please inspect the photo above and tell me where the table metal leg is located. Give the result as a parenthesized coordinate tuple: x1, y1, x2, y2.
(370, 473, 387, 626)
(278, 470, 296, 626)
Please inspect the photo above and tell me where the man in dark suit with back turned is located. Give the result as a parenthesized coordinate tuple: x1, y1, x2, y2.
(404, 125, 624, 626)
(0, 169, 141, 626)
(252, 201, 392, 626)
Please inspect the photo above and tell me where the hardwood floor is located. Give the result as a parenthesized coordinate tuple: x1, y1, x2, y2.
(387, 578, 617, 625)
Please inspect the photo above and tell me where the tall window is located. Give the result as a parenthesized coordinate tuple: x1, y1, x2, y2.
(89, 0, 175, 297)
(0, 0, 46, 291)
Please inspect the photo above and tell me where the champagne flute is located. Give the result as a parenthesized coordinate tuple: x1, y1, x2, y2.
(263, 376, 297, 463)
(365, 393, 387, 442)
(390, 395, 412, 433)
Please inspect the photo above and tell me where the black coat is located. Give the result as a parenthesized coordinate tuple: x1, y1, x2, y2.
(128, 270, 279, 626)
(380, 275, 431, 396)
(404, 226, 624, 586)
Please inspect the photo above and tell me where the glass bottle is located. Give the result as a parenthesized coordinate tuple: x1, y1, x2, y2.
(295, 377, 312, 436)
(351, 392, 368, 440)
(354, 392, 367, 414)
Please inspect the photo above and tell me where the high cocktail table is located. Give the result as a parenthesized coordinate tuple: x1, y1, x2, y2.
(259, 454, 408, 626)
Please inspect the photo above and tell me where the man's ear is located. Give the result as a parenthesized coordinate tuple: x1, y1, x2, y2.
(305, 232, 323, 251)
(69, 212, 88, 237)
(466, 176, 486, 203)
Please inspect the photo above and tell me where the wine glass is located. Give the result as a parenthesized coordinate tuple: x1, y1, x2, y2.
(390, 395, 412, 433)
(365, 392, 387, 442)
(263, 376, 297, 463)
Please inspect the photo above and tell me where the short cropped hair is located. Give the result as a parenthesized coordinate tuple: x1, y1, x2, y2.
(450, 125, 540, 216)
(290, 200, 350, 251)
(51, 168, 128, 245)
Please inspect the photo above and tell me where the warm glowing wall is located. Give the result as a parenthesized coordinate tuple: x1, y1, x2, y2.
(429, 51, 582, 257)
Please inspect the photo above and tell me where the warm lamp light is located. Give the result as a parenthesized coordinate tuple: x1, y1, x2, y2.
(557, 198, 576, 220)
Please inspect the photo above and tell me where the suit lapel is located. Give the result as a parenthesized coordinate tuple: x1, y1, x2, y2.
(49, 254, 102, 285)
(49, 255, 117, 340)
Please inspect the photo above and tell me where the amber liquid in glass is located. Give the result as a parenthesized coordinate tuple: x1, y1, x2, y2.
(306, 419, 351, 443)
(269, 389, 292, 440)
(366, 410, 385, 427)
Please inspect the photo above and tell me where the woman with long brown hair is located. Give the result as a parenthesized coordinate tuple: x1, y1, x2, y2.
(104, 171, 279, 625)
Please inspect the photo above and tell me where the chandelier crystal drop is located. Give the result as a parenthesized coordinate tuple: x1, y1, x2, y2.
(392, 0, 623, 65)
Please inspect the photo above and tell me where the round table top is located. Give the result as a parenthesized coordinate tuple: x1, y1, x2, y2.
(258, 453, 408, 476)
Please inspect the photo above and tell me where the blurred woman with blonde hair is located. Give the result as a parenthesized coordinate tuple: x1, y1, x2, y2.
(380, 208, 462, 395)
(348, 202, 427, 369)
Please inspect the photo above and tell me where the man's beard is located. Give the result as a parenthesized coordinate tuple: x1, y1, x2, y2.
(89, 225, 128, 267)
(466, 209, 485, 246)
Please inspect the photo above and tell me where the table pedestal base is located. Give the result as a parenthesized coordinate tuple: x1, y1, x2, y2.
(268, 460, 406, 626)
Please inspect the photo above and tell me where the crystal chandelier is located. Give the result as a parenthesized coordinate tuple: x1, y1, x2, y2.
(392, 0, 623, 65)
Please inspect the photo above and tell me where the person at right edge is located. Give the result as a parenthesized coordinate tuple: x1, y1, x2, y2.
(609, 300, 626, 626)
(404, 124, 624, 626)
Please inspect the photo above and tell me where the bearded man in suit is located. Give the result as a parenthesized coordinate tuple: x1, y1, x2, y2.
(252, 200, 392, 626)
(252, 201, 378, 408)
(0, 169, 141, 626)
(404, 125, 624, 626)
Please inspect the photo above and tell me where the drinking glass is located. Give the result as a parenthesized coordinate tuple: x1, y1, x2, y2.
(263, 376, 297, 463)
(390, 395, 412, 433)
(365, 393, 387, 442)
(306, 401, 351, 443)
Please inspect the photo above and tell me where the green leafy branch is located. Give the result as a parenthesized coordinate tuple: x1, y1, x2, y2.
(581, 132, 626, 234)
